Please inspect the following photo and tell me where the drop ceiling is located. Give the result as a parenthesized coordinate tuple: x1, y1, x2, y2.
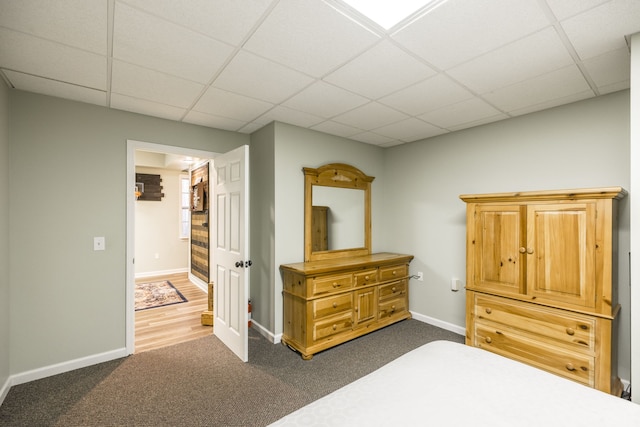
(0, 0, 638, 147)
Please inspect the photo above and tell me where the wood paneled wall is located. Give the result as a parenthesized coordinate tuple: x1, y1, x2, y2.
(191, 164, 209, 282)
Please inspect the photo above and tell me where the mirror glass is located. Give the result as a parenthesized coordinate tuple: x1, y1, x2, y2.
(312, 186, 364, 250)
(304, 163, 373, 262)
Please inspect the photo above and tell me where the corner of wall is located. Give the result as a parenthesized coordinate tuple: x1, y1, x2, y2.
(0, 81, 10, 401)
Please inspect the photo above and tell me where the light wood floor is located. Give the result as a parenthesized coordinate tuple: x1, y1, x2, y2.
(135, 272, 212, 353)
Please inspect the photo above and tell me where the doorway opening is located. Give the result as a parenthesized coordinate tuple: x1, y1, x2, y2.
(126, 140, 218, 355)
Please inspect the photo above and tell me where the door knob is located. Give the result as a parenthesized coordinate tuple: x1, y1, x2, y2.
(235, 261, 244, 268)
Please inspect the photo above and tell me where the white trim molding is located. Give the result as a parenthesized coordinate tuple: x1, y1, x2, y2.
(9, 348, 127, 387)
(410, 311, 466, 336)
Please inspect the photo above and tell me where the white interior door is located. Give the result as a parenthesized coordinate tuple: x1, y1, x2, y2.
(212, 145, 249, 362)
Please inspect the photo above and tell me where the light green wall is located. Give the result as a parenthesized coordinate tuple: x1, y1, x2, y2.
(0, 74, 10, 392)
(383, 90, 631, 380)
(629, 33, 639, 403)
(134, 166, 189, 276)
(9, 91, 248, 374)
(4, 87, 634, 387)
(249, 123, 276, 330)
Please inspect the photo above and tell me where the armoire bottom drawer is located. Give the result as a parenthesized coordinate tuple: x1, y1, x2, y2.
(474, 294, 595, 352)
(474, 322, 595, 387)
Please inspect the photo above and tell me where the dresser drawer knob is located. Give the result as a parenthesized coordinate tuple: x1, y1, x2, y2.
(519, 247, 526, 253)
(365, 275, 369, 280)
(332, 282, 339, 288)
(392, 287, 397, 292)
(485, 308, 492, 314)
(485, 337, 492, 344)
(391, 305, 396, 312)
(392, 271, 397, 276)
(332, 324, 337, 330)
(566, 363, 575, 371)
(332, 302, 337, 308)
(566, 328, 575, 336)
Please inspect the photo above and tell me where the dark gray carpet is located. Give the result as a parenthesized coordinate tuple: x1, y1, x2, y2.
(0, 319, 463, 426)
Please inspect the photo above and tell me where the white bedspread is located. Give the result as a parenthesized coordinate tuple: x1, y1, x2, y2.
(270, 340, 640, 426)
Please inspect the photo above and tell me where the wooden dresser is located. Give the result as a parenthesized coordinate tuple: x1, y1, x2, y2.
(281, 252, 413, 359)
(460, 187, 626, 395)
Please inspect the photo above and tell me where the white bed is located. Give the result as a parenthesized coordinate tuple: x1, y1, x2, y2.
(270, 340, 640, 426)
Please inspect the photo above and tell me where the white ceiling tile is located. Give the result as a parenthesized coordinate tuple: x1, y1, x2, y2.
(243, 0, 380, 77)
(0, 28, 106, 90)
(193, 86, 274, 122)
(333, 102, 409, 130)
(282, 81, 368, 118)
(113, 2, 235, 83)
(311, 120, 363, 138)
(183, 110, 247, 132)
(379, 74, 474, 115)
(596, 80, 630, 95)
(2, 69, 107, 106)
(213, 50, 314, 104)
(254, 105, 325, 128)
(110, 93, 187, 121)
(349, 131, 395, 146)
(324, 39, 437, 99)
(544, 0, 610, 20)
(447, 114, 509, 132)
(561, 0, 640, 60)
(448, 27, 574, 94)
(0, 0, 107, 54)
(237, 122, 266, 134)
(483, 65, 592, 112)
(112, 61, 204, 108)
(509, 91, 594, 117)
(392, 0, 550, 70)
(120, 0, 273, 45)
(583, 47, 630, 90)
(372, 118, 445, 142)
(420, 98, 504, 129)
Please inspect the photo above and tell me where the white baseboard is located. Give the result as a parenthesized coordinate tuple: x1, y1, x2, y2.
(9, 347, 127, 387)
(0, 376, 10, 407)
(187, 273, 208, 292)
(135, 268, 189, 280)
(251, 320, 282, 344)
(410, 311, 466, 337)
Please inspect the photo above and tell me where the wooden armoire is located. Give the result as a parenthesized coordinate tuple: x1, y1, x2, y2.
(460, 187, 626, 395)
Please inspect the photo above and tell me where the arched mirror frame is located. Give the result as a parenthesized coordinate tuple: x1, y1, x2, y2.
(304, 163, 374, 262)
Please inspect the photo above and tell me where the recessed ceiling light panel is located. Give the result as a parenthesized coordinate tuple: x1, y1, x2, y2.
(340, 0, 442, 30)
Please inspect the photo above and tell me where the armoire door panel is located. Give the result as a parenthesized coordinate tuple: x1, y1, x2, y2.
(473, 205, 524, 294)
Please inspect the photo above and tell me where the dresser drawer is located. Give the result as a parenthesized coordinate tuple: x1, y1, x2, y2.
(474, 322, 595, 387)
(313, 312, 353, 341)
(378, 296, 407, 320)
(312, 274, 352, 296)
(354, 269, 378, 286)
(379, 280, 407, 301)
(313, 294, 353, 320)
(379, 264, 407, 282)
(474, 294, 595, 352)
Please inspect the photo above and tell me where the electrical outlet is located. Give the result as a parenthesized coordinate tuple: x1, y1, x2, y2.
(93, 237, 105, 251)
(417, 272, 423, 281)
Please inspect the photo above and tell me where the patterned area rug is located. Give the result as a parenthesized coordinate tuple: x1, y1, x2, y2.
(135, 280, 188, 311)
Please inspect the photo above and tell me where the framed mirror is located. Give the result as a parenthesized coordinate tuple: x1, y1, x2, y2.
(303, 163, 374, 262)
